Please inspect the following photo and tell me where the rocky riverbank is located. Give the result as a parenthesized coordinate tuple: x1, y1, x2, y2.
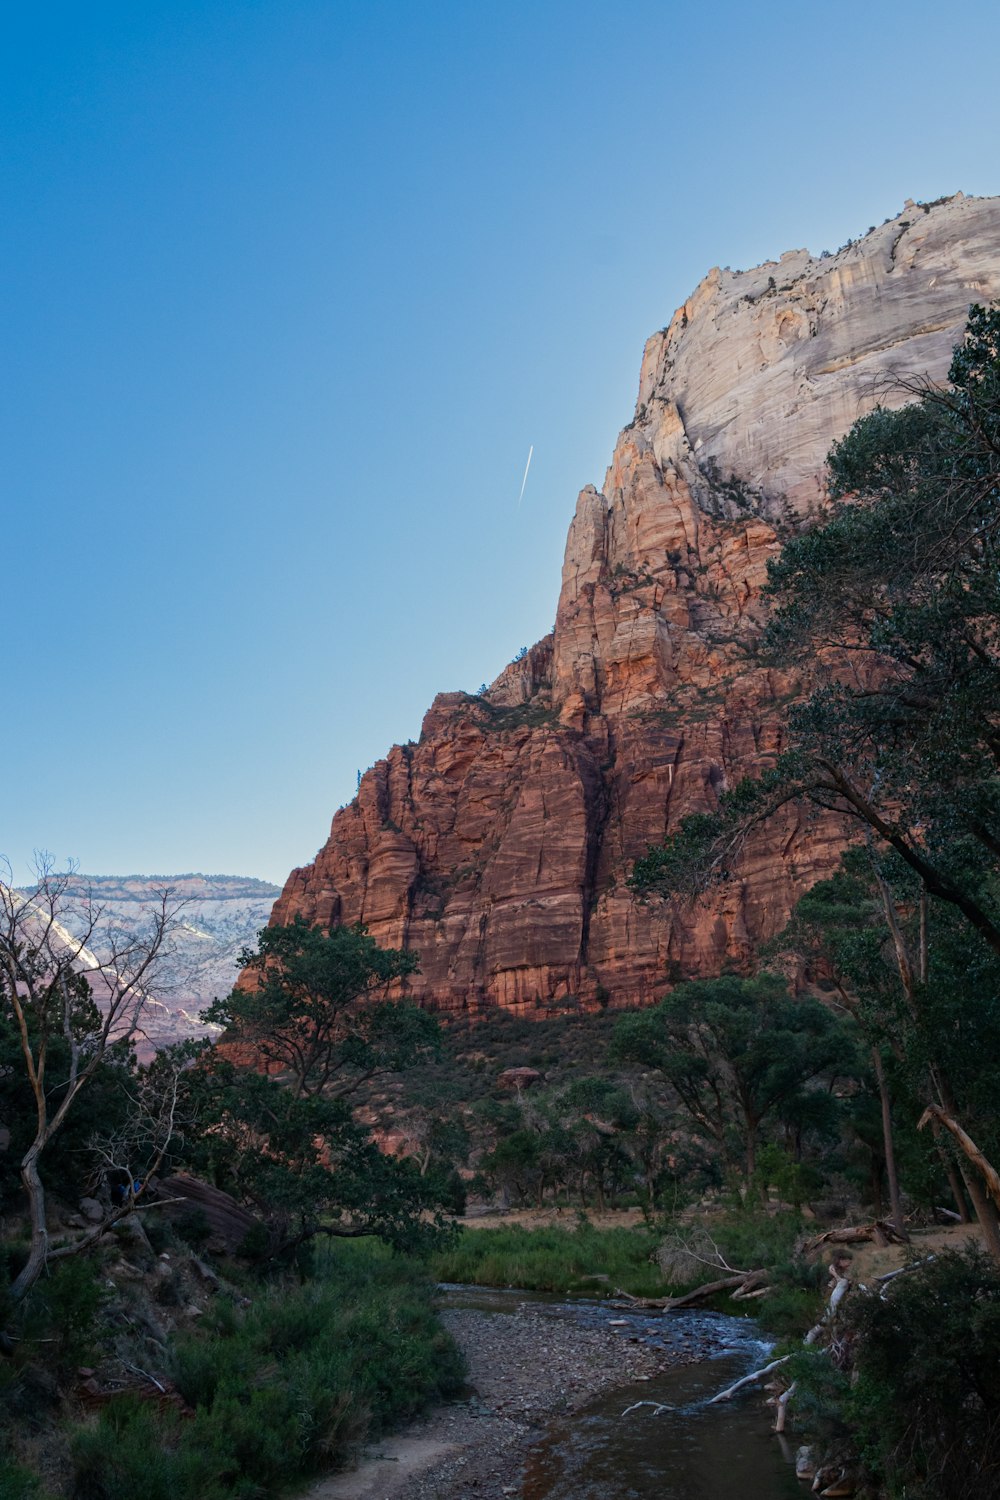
(304, 1291, 731, 1500)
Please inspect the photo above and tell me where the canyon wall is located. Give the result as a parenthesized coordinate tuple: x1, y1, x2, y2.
(270, 193, 1000, 1014)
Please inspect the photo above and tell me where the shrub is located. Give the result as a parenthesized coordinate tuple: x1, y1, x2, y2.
(71, 1398, 222, 1500)
(712, 1208, 803, 1273)
(846, 1248, 1000, 1499)
(70, 1244, 464, 1500)
(0, 1458, 43, 1500)
(23, 1256, 105, 1368)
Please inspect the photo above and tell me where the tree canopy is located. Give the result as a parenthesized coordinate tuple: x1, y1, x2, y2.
(633, 305, 1000, 957)
(632, 304, 1000, 1250)
(203, 917, 433, 1098)
(610, 974, 845, 1180)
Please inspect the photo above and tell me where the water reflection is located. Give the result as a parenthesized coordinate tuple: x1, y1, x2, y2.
(522, 1322, 800, 1500)
(438, 1287, 799, 1500)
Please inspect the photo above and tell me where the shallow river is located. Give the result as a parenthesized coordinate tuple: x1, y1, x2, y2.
(442, 1287, 801, 1500)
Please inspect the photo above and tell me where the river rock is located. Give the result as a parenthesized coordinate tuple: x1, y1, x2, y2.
(796, 1444, 817, 1479)
(496, 1067, 543, 1091)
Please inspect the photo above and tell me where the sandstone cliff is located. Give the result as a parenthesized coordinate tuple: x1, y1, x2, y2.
(270, 193, 1000, 1014)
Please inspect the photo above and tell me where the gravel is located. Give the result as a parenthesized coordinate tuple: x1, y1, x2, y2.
(305, 1294, 729, 1500)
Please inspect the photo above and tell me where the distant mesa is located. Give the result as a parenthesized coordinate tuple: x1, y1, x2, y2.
(33, 873, 281, 1049)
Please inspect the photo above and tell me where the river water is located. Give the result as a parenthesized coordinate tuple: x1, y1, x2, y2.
(442, 1287, 801, 1500)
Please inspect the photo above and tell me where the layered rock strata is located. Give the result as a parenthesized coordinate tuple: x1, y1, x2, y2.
(270, 194, 1000, 1013)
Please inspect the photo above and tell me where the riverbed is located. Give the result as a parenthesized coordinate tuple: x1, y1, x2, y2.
(306, 1287, 799, 1500)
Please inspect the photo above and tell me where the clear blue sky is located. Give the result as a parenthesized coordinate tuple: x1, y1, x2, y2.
(4, 0, 999, 886)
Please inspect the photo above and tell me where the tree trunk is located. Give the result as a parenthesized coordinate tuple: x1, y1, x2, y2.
(11, 1146, 50, 1303)
(918, 1102, 1000, 1260)
(944, 1157, 971, 1223)
(745, 1123, 757, 1184)
(960, 1169, 1000, 1259)
(873, 1048, 907, 1240)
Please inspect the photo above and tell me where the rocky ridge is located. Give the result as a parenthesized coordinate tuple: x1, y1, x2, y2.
(53, 874, 280, 1046)
(270, 193, 1000, 1015)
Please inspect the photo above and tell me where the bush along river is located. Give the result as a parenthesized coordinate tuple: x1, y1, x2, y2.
(306, 1287, 801, 1500)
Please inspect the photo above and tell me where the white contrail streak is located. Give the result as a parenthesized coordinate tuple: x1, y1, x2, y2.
(517, 445, 534, 508)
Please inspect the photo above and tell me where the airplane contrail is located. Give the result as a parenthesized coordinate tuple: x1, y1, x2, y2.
(517, 445, 534, 508)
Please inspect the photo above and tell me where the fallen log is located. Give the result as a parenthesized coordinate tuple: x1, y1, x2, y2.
(804, 1220, 907, 1253)
(663, 1269, 768, 1309)
(731, 1284, 771, 1301)
(612, 1288, 668, 1309)
(774, 1379, 796, 1434)
(612, 1270, 765, 1310)
(620, 1398, 673, 1417)
(706, 1354, 793, 1405)
(872, 1255, 936, 1287)
(805, 1265, 851, 1345)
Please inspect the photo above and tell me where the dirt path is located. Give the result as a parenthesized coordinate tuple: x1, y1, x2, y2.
(303, 1295, 726, 1500)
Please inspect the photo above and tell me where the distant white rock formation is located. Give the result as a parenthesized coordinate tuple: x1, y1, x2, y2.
(49, 873, 281, 1049)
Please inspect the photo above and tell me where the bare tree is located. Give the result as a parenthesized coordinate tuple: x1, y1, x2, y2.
(0, 856, 186, 1310)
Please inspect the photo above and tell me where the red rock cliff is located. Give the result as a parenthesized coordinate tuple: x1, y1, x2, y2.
(269, 195, 1000, 1013)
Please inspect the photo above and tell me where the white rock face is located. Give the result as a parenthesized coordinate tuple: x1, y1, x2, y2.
(52, 874, 280, 1046)
(632, 193, 1000, 519)
(552, 192, 1000, 711)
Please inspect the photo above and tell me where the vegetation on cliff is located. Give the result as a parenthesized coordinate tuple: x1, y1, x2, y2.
(632, 304, 1000, 1497)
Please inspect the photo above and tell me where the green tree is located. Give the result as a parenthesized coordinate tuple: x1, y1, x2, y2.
(554, 1077, 638, 1212)
(637, 307, 1000, 946)
(173, 1055, 452, 1255)
(846, 1249, 1000, 1499)
(204, 917, 432, 1098)
(633, 305, 1000, 1246)
(610, 974, 845, 1182)
(480, 1128, 544, 1208)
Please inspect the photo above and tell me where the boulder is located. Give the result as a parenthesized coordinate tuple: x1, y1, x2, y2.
(497, 1067, 543, 1091)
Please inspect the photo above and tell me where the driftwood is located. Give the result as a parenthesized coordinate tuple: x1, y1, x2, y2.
(805, 1261, 852, 1345)
(611, 1288, 671, 1309)
(774, 1380, 796, 1433)
(620, 1397, 673, 1417)
(120, 1359, 166, 1394)
(706, 1354, 793, 1404)
(665, 1269, 768, 1308)
(804, 1220, 908, 1252)
(872, 1255, 936, 1287)
(703, 1258, 852, 1419)
(613, 1268, 767, 1311)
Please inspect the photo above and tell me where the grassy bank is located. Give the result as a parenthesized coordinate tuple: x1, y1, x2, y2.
(3, 1241, 464, 1500)
(431, 1221, 663, 1297)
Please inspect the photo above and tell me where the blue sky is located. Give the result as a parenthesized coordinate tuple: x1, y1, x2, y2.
(4, 0, 1000, 886)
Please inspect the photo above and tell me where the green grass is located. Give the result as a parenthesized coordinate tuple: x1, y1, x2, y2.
(69, 1241, 464, 1500)
(431, 1222, 664, 1298)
